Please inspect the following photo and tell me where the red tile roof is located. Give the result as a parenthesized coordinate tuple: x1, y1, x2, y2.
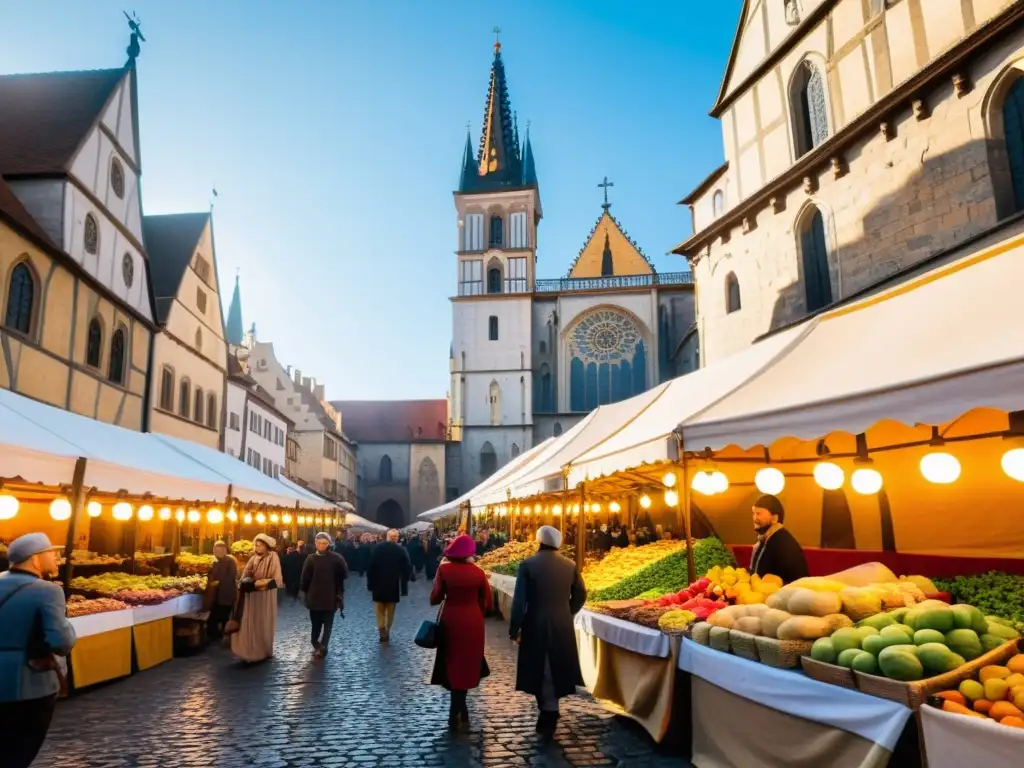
(0, 68, 124, 175)
(331, 400, 448, 443)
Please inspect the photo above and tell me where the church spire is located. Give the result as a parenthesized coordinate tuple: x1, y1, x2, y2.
(475, 32, 521, 186)
(226, 271, 244, 346)
(459, 125, 477, 191)
(521, 122, 537, 186)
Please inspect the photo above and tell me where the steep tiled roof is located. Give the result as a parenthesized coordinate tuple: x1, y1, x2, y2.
(566, 210, 653, 278)
(330, 400, 448, 443)
(0, 68, 124, 175)
(0, 177, 59, 251)
(143, 212, 210, 324)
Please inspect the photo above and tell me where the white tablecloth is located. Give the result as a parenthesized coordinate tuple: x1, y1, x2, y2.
(920, 702, 1024, 767)
(679, 640, 911, 749)
(488, 573, 517, 598)
(575, 609, 671, 658)
(68, 594, 205, 637)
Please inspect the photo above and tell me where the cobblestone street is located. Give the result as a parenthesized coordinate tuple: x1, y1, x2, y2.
(37, 577, 684, 767)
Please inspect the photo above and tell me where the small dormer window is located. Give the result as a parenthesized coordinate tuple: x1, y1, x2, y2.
(84, 214, 99, 255)
(110, 157, 125, 199)
(196, 287, 207, 314)
(122, 253, 134, 288)
(489, 214, 503, 248)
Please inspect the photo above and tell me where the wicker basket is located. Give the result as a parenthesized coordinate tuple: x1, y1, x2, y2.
(754, 635, 813, 669)
(709, 626, 732, 653)
(801, 656, 856, 688)
(729, 629, 761, 662)
(854, 638, 1021, 709)
(689, 621, 712, 646)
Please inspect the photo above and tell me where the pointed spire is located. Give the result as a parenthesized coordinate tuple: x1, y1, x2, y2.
(521, 122, 537, 186)
(475, 37, 521, 186)
(459, 125, 477, 192)
(226, 271, 244, 346)
(513, 112, 521, 162)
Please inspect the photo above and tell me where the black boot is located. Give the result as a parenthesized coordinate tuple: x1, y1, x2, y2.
(448, 694, 462, 731)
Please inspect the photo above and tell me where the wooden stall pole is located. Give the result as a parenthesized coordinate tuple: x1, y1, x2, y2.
(677, 436, 696, 585)
(60, 457, 88, 600)
(560, 470, 569, 541)
(575, 482, 586, 572)
(466, 501, 473, 536)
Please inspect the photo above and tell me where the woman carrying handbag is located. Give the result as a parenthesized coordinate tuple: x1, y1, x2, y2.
(228, 534, 282, 663)
(427, 533, 492, 731)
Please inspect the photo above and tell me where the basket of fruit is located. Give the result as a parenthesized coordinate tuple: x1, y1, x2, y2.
(658, 609, 697, 637)
(929, 647, 1024, 727)
(754, 636, 814, 669)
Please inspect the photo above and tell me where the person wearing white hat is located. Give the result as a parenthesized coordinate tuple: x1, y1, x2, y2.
(0, 533, 77, 767)
(230, 533, 283, 663)
(509, 525, 587, 735)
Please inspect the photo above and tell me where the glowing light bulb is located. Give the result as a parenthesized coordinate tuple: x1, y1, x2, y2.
(591, 503, 601, 513)
(851, 468, 883, 495)
(187, 509, 200, 524)
(664, 490, 679, 507)
(813, 462, 845, 491)
(282, 513, 292, 524)
(206, 509, 224, 524)
(1001, 448, 1024, 482)
(138, 505, 154, 521)
(49, 498, 72, 521)
(175, 509, 186, 522)
(639, 494, 652, 509)
(552, 504, 562, 516)
(227, 509, 238, 522)
(158, 507, 172, 521)
(609, 501, 621, 513)
(270, 513, 280, 524)
(920, 452, 960, 484)
(663, 472, 677, 488)
(87, 501, 102, 518)
(709, 471, 729, 494)
(244, 513, 253, 524)
(754, 467, 785, 495)
(691, 471, 713, 495)
(256, 512, 266, 524)
(0, 494, 18, 520)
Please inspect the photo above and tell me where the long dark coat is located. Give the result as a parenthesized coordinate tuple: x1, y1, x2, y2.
(509, 549, 587, 698)
(366, 541, 411, 604)
(429, 561, 492, 691)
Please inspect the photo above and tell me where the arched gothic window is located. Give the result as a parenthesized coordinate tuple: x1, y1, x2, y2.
(568, 309, 647, 412)
(4, 262, 36, 336)
(159, 366, 174, 411)
(511, 443, 520, 458)
(487, 267, 502, 294)
(86, 318, 103, 367)
(1002, 78, 1024, 213)
(489, 381, 501, 425)
(193, 387, 205, 423)
(725, 273, 741, 313)
(107, 326, 127, 384)
(793, 60, 829, 158)
(489, 214, 503, 248)
(380, 454, 393, 483)
(799, 207, 833, 312)
(480, 441, 497, 477)
(179, 378, 191, 417)
(488, 315, 499, 340)
(553, 422, 563, 437)
(712, 190, 725, 217)
(206, 393, 218, 429)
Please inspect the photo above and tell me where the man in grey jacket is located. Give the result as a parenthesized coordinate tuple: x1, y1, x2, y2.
(301, 532, 348, 659)
(0, 533, 77, 767)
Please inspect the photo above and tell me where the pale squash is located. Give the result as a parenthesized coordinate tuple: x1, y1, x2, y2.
(777, 615, 832, 641)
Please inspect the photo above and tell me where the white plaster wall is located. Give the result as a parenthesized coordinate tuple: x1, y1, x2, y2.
(245, 397, 288, 476)
(224, 380, 246, 458)
(410, 443, 446, 516)
(461, 425, 532, 490)
(452, 297, 533, 371)
(462, 371, 531, 427)
(69, 126, 143, 246)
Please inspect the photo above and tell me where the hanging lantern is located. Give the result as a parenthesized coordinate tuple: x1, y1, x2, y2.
(920, 452, 960, 484)
(813, 462, 845, 490)
(591, 502, 601, 513)
(571, 503, 580, 514)
(533, 504, 542, 514)
(638, 494, 652, 509)
(709, 471, 729, 494)
(282, 513, 292, 524)
(138, 505, 155, 521)
(87, 501, 102, 518)
(1001, 448, 1024, 482)
(112, 502, 134, 522)
(256, 512, 267, 524)
(851, 468, 883, 495)
(0, 494, 18, 520)
(187, 509, 201, 524)
(175, 509, 186, 522)
(243, 512, 253, 524)
(552, 504, 562, 516)
(662, 472, 677, 488)
(754, 467, 785, 495)
(691, 471, 713, 495)
(664, 490, 679, 507)
(270, 513, 280, 524)
(227, 509, 238, 522)
(158, 507, 172, 521)
(609, 501, 621, 513)
(207, 508, 224, 524)
(49, 498, 72, 521)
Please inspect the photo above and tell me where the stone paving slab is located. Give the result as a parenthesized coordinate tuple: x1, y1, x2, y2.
(37, 576, 687, 767)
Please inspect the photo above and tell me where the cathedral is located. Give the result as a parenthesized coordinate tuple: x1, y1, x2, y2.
(448, 39, 697, 497)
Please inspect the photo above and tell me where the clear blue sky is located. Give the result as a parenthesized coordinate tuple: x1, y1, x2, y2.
(0, 1, 739, 400)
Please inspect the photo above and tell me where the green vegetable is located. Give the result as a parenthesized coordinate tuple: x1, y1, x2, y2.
(932, 572, 1024, 633)
(589, 537, 735, 602)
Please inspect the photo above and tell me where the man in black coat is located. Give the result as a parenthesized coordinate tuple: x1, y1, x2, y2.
(366, 529, 412, 643)
(749, 494, 809, 585)
(509, 525, 587, 735)
(301, 533, 348, 659)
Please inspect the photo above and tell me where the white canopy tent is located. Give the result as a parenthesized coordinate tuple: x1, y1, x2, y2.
(504, 383, 673, 501)
(417, 437, 557, 521)
(681, 235, 1024, 452)
(565, 323, 811, 487)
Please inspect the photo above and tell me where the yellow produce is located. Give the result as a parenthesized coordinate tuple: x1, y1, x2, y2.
(789, 577, 849, 593)
(788, 588, 842, 617)
(899, 575, 937, 594)
(777, 615, 832, 641)
(985, 679, 1011, 702)
(980, 665, 1012, 683)
(658, 609, 697, 631)
(959, 679, 985, 701)
(839, 587, 884, 622)
(581, 540, 685, 593)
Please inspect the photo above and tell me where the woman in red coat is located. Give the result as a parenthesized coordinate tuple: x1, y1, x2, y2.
(430, 533, 492, 730)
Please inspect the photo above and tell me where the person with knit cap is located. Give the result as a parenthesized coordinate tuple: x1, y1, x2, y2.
(509, 525, 586, 735)
(429, 533, 492, 730)
(230, 533, 283, 663)
(301, 533, 348, 659)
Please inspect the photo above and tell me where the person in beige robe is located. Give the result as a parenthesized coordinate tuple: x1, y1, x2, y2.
(231, 534, 283, 663)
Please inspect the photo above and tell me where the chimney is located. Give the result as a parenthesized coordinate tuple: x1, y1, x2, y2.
(293, 368, 302, 385)
(302, 376, 311, 391)
(286, 365, 291, 377)
(314, 383, 325, 401)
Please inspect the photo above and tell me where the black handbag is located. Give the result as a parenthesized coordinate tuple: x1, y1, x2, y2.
(414, 601, 444, 649)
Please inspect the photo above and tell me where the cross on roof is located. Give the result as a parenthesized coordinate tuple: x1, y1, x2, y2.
(598, 176, 614, 210)
(493, 26, 502, 53)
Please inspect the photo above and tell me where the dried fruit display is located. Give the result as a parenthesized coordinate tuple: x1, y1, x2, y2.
(59, 551, 128, 567)
(175, 553, 216, 575)
(477, 541, 539, 572)
(66, 595, 131, 617)
(70, 572, 206, 600)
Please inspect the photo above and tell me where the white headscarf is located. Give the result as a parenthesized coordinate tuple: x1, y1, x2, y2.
(536, 525, 562, 548)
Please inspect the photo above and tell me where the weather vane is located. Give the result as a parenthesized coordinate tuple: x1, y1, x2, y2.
(124, 11, 145, 62)
(493, 25, 501, 53)
(598, 176, 615, 211)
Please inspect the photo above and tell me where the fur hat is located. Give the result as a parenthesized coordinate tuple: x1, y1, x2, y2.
(536, 525, 562, 548)
(253, 533, 276, 550)
(315, 531, 332, 544)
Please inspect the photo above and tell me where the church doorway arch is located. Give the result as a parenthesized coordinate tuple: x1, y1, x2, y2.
(375, 499, 405, 530)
